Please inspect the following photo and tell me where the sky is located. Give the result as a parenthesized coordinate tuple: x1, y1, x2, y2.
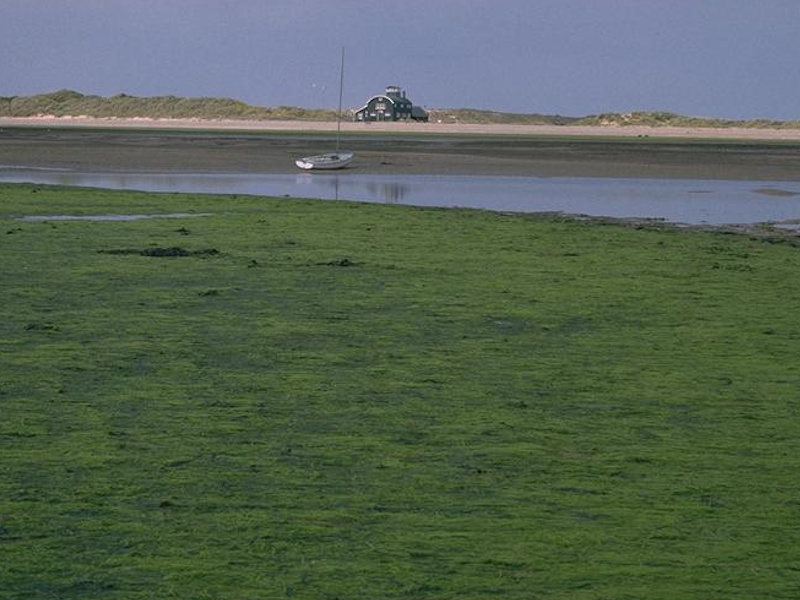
(2, 0, 800, 120)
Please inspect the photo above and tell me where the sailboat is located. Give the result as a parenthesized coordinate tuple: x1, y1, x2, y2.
(295, 48, 354, 171)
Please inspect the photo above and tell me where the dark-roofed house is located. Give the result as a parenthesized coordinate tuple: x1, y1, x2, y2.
(354, 86, 428, 122)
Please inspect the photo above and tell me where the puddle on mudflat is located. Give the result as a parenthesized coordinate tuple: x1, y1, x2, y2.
(769, 221, 800, 233)
(2, 168, 800, 226)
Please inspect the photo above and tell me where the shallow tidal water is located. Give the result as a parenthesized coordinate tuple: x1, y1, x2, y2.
(3, 167, 800, 226)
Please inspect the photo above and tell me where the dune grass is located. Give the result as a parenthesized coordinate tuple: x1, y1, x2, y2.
(2, 183, 800, 599)
(6, 90, 800, 129)
(0, 90, 338, 121)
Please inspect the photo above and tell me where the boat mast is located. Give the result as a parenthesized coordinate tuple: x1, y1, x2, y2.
(336, 46, 345, 153)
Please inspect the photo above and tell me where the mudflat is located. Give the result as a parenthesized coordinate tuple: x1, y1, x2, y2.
(2, 119, 800, 180)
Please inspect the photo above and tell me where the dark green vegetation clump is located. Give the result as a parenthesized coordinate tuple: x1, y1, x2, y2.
(99, 246, 220, 258)
(2, 183, 800, 599)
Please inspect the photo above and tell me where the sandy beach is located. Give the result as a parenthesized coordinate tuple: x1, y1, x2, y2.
(6, 115, 800, 140)
(2, 117, 800, 180)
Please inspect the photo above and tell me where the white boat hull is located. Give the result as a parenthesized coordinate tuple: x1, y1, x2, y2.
(295, 152, 354, 171)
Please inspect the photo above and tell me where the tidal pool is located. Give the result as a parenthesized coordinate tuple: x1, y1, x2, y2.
(3, 167, 800, 226)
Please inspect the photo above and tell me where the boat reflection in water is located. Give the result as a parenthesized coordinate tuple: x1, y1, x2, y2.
(366, 181, 408, 204)
(307, 174, 408, 204)
(2, 168, 800, 226)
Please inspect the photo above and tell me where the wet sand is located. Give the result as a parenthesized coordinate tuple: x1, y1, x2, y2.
(2, 118, 800, 181)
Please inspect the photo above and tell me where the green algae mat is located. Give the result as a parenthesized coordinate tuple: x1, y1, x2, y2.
(2, 183, 800, 599)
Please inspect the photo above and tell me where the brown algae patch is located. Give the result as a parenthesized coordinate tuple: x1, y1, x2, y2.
(752, 187, 799, 198)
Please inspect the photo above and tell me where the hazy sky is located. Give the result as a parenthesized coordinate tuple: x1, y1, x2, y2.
(2, 0, 799, 119)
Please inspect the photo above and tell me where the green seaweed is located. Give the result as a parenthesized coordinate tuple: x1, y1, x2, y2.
(2, 183, 800, 599)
